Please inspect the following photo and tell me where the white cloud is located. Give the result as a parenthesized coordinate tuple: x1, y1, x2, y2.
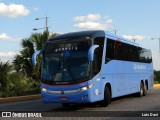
(123, 35, 145, 40)
(73, 14, 113, 30)
(0, 3, 30, 17)
(0, 33, 21, 42)
(74, 22, 112, 30)
(105, 19, 113, 24)
(33, 7, 39, 12)
(0, 33, 9, 39)
(73, 14, 101, 21)
(0, 51, 17, 57)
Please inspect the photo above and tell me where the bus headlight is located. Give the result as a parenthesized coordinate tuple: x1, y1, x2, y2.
(41, 88, 47, 92)
(81, 86, 88, 91)
(79, 83, 95, 91)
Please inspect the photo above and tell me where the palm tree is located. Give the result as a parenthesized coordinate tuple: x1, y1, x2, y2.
(31, 31, 49, 50)
(13, 31, 59, 80)
(13, 54, 24, 73)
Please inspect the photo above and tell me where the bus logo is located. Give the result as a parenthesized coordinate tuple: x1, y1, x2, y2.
(133, 64, 146, 70)
(64, 51, 71, 57)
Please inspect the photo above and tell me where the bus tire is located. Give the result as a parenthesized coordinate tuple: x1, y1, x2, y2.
(101, 86, 111, 107)
(138, 82, 144, 97)
(143, 82, 147, 96)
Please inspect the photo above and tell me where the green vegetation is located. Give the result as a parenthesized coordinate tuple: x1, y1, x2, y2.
(0, 61, 12, 97)
(13, 31, 50, 80)
(0, 31, 59, 98)
(154, 70, 160, 84)
(0, 70, 40, 97)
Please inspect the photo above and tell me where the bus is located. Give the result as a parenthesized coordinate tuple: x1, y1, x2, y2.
(32, 30, 154, 107)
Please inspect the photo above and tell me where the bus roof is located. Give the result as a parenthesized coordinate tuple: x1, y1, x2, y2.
(49, 30, 105, 41)
(48, 30, 147, 49)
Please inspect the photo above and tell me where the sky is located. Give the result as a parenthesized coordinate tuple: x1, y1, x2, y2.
(0, 0, 160, 70)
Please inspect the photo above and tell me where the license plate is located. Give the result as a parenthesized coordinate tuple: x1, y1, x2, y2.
(59, 97, 68, 101)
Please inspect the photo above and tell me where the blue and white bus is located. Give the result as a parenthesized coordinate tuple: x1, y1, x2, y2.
(32, 30, 154, 106)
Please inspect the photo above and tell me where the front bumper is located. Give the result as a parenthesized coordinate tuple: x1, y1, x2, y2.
(41, 89, 93, 103)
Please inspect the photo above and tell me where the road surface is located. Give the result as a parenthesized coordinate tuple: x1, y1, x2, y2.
(0, 87, 160, 111)
(0, 87, 160, 118)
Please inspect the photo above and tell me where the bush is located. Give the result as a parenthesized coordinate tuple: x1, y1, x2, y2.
(154, 80, 159, 84)
(154, 70, 160, 84)
(0, 73, 40, 98)
(0, 61, 12, 97)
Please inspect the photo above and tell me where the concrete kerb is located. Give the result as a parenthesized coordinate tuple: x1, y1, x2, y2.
(0, 94, 41, 103)
(154, 84, 160, 88)
(0, 84, 160, 103)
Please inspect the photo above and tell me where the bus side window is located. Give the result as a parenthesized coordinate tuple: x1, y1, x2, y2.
(105, 39, 114, 64)
(138, 48, 152, 63)
(93, 37, 104, 74)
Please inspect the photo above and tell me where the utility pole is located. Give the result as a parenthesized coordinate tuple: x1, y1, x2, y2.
(45, 17, 48, 32)
(151, 37, 160, 53)
(133, 38, 136, 42)
(34, 17, 49, 32)
(108, 30, 118, 35)
(114, 30, 118, 35)
(131, 35, 136, 42)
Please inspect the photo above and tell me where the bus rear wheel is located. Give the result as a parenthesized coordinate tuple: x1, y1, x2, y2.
(101, 86, 111, 107)
(143, 82, 147, 96)
(138, 82, 144, 97)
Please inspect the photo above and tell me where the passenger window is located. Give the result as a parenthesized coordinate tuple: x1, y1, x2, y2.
(93, 37, 105, 74)
(106, 39, 115, 63)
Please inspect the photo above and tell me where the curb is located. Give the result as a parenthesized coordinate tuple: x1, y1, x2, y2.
(0, 94, 41, 103)
(154, 84, 160, 88)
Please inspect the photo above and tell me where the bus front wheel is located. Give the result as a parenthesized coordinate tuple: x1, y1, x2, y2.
(101, 86, 111, 107)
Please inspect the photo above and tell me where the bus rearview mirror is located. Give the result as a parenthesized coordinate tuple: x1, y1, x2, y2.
(88, 45, 99, 62)
(32, 50, 43, 65)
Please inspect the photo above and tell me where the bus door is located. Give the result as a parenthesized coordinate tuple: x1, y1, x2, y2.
(92, 37, 104, 100)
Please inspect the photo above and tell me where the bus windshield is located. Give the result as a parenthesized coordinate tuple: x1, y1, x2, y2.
(42, 38, 91, 84)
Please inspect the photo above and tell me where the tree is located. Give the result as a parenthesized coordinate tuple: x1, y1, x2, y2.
(13, 38, 34, 77)
(13, 31, 59, 80)
(154, 70, 160, 83)
(0, 61, 12, 94)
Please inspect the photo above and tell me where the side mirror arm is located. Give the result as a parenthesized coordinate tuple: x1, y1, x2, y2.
(32, 50, 43, 66)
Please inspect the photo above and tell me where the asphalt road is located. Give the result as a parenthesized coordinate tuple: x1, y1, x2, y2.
(0, 87, 160, 119)
(0, 87, 160, 111)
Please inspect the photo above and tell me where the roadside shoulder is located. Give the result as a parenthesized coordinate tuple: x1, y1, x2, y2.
(0, 94, 40, 103)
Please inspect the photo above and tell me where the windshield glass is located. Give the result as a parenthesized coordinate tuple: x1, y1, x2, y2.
(42, 38, 91, 84)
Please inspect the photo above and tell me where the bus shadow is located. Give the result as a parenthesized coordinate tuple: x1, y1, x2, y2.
(49, 93, 149, 111)
(49, 103, 97, 111)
